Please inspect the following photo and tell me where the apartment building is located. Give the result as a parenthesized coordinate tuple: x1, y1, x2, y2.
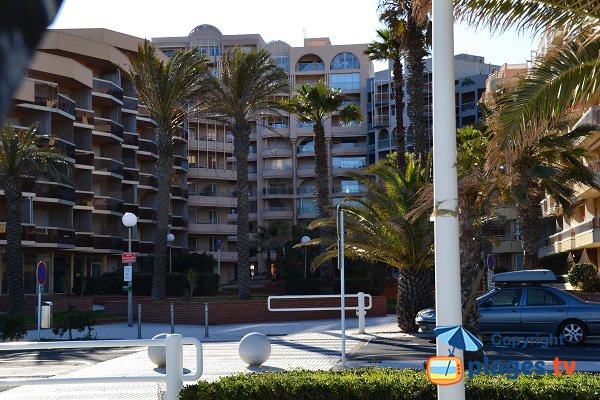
(0, 29, 188, 296)
(153, 24, 373, 283)
(367, 54, 499, 163)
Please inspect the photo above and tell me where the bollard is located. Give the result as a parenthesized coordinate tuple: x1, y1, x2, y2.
(204, 303, 209, 338)
(356, 292, 366, 334)
(137, 304, 142, 339)
(164, 334, 183, 400)
(170, 303, 175, 334)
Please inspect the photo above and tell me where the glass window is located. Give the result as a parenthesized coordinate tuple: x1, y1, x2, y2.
(188, 236, 197, 252)
(265, 158, 292, 170)
(329, 73, 360, 90)
(341, 180, 360, 193)
(332, 156, 366, 169)
(298, 198, 318, 215)
(272, 56, 290, 72)
(484, 289, 522, 307)
(331, 53, 360, 70)
(526, 289, 566, 306)
(298, 141, 314, 153)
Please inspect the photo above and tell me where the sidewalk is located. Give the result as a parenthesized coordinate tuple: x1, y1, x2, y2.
(0, 315, 401, 399)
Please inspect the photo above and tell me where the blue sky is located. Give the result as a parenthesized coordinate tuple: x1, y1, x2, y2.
(50, 0, 539, 70)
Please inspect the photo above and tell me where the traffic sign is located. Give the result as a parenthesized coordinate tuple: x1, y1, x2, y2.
(36, 261, 47, 285)
(123, 265, 132, 282)
(486, 254, 495, 271)
(215, 239, 222, 250)
(122, 252, 136, 263)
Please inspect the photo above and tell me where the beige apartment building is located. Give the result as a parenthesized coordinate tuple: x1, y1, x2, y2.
(153, 24, 373, 283)
(0, 29, 189, 295)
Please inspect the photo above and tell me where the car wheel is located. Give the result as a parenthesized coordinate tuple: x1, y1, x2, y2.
(559, 320, 587, 346)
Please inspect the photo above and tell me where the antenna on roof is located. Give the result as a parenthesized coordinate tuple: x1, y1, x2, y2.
(303, 27, 307, 38)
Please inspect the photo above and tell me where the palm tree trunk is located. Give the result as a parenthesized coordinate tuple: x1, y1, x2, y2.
(406, 20, 428, 160)
(152, 131, 173, 300)
(313, 122, 334, 293)
(516, 193, 544, 269)
(6, 188, 24, 314)
(234, 125, 251, 299)
(392, 57, 406, 172)
(396, 267, 433, 332)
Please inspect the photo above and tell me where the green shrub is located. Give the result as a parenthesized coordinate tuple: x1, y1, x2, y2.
(179, 369, 600, 400)
(0, 313, 27, 341)
(73, 276, 105, 295)
(166, 273, 188, 296)
(285, 278, 321, 294)
(52, 306, 87, 340)
(136, 253, 217, 274)
(194, 273, 219, 296)
(130, 272, 219, 297)
(568, 263, 599, 292)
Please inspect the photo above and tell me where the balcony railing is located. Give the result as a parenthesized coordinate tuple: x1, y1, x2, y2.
(372, 116, 390, 127)
(35, 182, 75, 202)
(196, 191, 235, 197)
(94, 157, 124, 176)
(263, 187, 294, 195)
(138, 207, 157, 220)
(123, 132, 138, 147)
(75, 108, 94, 125)
(572, 217, 600, 235)
(92, 78, 124, 101)
(94, 117, 124, 139)
(57, 94, 76, 116)
(332, 185, 366, 194)
(377, 138, 393, 148)
(171, 186, 188, 199)
(461, 101, 476, 112)
(298, 186, 315, 194)
(138, 139, 158, 155)
(122, 168, 139, 182)
(264, 206, 293, 212)
(296, 62, 325, 72)
(122, 96, 138, 111)
(93, 197, 124, 213)
(138, 174, 158, 188)
(93, 235, 123, 250)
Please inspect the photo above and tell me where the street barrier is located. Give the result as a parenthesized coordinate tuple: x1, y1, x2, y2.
(0, 334, 202, 400)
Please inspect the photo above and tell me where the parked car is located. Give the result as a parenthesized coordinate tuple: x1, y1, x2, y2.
(415, 269, 600, 345)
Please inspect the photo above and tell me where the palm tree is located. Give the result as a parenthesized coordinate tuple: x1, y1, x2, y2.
(202, 48, 289, 299)
(378, 0, 431, 160)
(0, 124, 70, 313)
(307, 154, 434, 332)
(257, 222, 293, 279)
(126, 41, 209, 299)
(365, 28, 406, 170)
(285, 81, 362, 217)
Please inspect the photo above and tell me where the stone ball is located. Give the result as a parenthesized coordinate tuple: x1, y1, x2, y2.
(147, 333, 168, 367)
(238, 332, 271, 366)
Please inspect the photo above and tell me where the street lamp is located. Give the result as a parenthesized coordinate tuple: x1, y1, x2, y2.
(121, 212, 137, 328)
(250, 263, 255, 280)
(167, 233, 175, 274)
(301, 236, 310, 279)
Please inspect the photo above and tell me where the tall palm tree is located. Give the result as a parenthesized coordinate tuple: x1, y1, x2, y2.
(365, 28, 407, 170)
(202, 48, 289, 299)
(307, 154, 434, 332)
(126, 41, 209, 299)
(379, 0, 431, 160)
(257, 221, 293, 279)
(285, 81, 362, 218)
(0, 124, 70, 313)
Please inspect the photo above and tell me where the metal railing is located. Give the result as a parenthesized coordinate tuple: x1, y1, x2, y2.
(0, 334, 202, 400)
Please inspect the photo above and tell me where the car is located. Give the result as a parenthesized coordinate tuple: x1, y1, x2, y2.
(415, 269, 600, 345)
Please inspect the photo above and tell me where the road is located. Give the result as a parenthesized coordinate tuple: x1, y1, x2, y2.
(0, 347, 141, 393)
(348, 335, 600, 364)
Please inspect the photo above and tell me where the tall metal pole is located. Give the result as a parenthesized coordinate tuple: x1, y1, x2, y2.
(432, 0, 465, 398)
(169, 243, 172, 274)
(304, 247, 307, 279)
(338, 206, 346, 367)
(127, 226, 133, 327)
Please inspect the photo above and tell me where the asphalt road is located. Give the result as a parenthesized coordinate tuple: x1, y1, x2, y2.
(348, 335, 600, 364)
(0, 347, 141, 393)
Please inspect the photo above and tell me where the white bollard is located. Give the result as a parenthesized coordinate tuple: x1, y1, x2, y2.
(356, 292, 366, 334)
(165, 334, 183, 400)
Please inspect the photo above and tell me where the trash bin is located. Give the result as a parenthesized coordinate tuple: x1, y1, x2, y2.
(40, 301, 53, 329)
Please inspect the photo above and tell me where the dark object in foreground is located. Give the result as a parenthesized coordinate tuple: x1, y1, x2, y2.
(0, 0, 62, 119)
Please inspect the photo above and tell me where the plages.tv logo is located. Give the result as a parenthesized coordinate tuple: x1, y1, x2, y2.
(426, 326, 482, 386)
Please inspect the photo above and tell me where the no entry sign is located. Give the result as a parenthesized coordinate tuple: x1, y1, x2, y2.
(36, 261, 47, 285)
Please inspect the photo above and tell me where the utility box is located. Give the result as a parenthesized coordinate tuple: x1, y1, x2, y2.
(39, 301, 53, 329)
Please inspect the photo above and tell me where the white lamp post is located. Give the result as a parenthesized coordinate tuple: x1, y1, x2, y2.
(301, 235, 310, 279)
(167, 233, 175, 274)
(432, 0, 465, 398)
(121, 212, 137, 328)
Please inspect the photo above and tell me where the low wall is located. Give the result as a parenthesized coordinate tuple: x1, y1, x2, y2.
(104, 295, 387, 325)
(0, 296, 93, 313)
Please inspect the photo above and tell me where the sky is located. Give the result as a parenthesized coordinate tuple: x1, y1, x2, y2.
(50, 0, 540, 71)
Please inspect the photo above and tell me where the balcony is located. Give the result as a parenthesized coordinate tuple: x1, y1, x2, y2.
(35, 182, 75, 203)
(373, 93, 390, 105)
(75, 108, 94, 126)
(263, 187, 294, 196)
(541, 196, 561, 218)
(262, 167, 293, 179)
(171, 186, 188, 199)
(331, 143, 368, 156)
(94, 157, 124, 178)
(94, 117, 124, 140)
(263, 207, 294, 219)
(377, 138, 393, 149)
(92, 78, 124, 102)
(138, 207, 157, 221)
(122, 96, 139, 111)
(93, 197, 124, 214)
(30, 227, 75, 246)
(138, 173, 158, 189)
(372, 116, 390, 128)
(170, 215, 188, 228)
(173, 156, 189, 171)
(296, 62, 325, 72)
(123, 203, 139, 215)
(93, 235, 123, 250)
(188, 222, 237, 235)
(75, 233, 94, 248)
(297, 186, 315, 195)
(572, 217, 600, 249)
(461, 102, 477, 112)
(192, 248, 238, 262)
(297, 165, 316, 178)
(188, 165, 237, 180)
(75, 191, 94, 207)
(332, 185, 367, 196)
(122, 167, 139, 182)
(123, 132, 139, 147)
(188, 192, 236, 207)
(261, 146, 293, 158)
(139, 241, 155, 254)
(138, 139, 158, 157)
(30, 82, 75, 117)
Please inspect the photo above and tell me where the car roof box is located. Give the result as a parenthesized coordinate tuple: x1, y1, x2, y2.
(493, 269, 557, 283)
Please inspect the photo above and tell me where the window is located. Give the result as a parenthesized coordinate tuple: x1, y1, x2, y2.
(272, 56, 290, 72)
(208, 156, 217, 169)
(331, 53, 359, 70)
(188, 208, 197, 224)
(188, 236, 197, 252)
(187, 126, 197, 140)
(209, 210, 219, 224)
(298, 198, 318, 215)
(264, 158, 292, 170)
(483, 289, 522, 307)
(341, 180, 360, 193)
(526, 289, 566, 306)
(298, 141, 314, 153)
(329, 73, 360, 90)
(207, 131, 217, 141)
(209, 237, 220, 251)
(187, 182, 196, 195)
(332, 156, 366, 169)
(187, 154, 197, 167)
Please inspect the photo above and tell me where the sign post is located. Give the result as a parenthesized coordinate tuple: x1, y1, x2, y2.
(215, 239, 221, 280)
(486, 254, 495, 291)
(36, 261, 47, 341)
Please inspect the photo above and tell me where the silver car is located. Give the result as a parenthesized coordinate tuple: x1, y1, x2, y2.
(415, 285, 600, 345)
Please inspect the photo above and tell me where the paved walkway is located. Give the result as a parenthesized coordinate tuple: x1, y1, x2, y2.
(0, 316, 401, 399)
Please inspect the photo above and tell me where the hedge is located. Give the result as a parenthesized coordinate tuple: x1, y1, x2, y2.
(180, 369, 600, 400)
(285, 277, 385, 296)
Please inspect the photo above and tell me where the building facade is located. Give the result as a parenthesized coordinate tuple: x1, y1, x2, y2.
(153, 25, 373, 283)
(0, 28, 189, 296)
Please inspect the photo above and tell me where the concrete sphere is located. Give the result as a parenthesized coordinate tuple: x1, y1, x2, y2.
(238, 332, 271, 366)
(147, 333, 168, 367)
